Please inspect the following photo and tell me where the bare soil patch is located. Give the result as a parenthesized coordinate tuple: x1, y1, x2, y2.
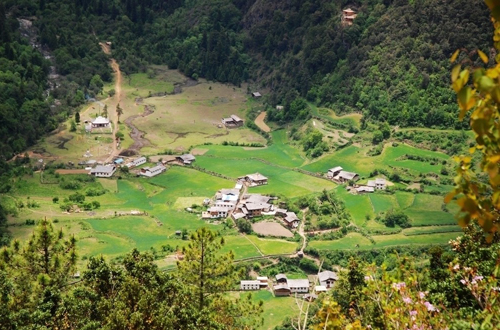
(407, 183, 421, 190)
(191, 148, 209, 155)
(255, 112, 271, 132)
(252, 221, 293, 238)
(55, 169, 89, 175)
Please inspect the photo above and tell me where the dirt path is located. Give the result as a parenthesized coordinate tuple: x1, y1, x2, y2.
(255, 111, 271, 132)
(304, 228, 342, 235)
(98, 42, 122, 163)
(298, 208, 307, 253)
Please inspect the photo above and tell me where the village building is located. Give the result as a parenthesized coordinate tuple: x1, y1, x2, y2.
(273, 284, 291, 296)
(333, 170, 359, 183)
(126, 156, 147, 168)
(276, 105, 284, 111)
(89, 165, 116, 178)
(275, 208, 288, 217)
(240, 173, 268, 186)
(327, 166, 343, 179)
(140, 164, 166, 178)
(222, 114, 244, 127)
(257, 276, 269, 287)
(216, 188, 240, 202)
(356, 186, 374, 194)
(318, 270, 338, 289)
(315, 286, 328, 293)
(91, 116, 110, 128)
(283, 212, 300, 228)
(375, 178, 386, 190)
(240, 280, 261, 291)
(176, 154, 196, 165)
(204, 206, 229, 219)
(276, 274, 288, 284)
(288, 279, 310, 293)
(342, 8, 357, 26)
(113, 158, 124, 165)
(252, 92, 262, 98)
(304, 293, 318, 301)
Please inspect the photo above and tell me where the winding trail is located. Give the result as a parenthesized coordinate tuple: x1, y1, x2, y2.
(298, 208, 308, 253)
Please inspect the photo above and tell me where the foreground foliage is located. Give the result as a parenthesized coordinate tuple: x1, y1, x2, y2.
(0, 224, 262, 329)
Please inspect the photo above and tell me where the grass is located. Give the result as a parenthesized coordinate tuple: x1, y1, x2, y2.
(220, 235, 261, 259)
(403, 225, 463, 236)
(395, 191, 415, 209)
(309, 231, 461, 250)
(200, 130, 305, 168)
(233, 290, 299, 330)
(195, 157, 335, 198)
(302, 143, 451, 177)
(246, 235, 298, 255)
(336, 187, 374, 225)
(369, 194, 399, 214)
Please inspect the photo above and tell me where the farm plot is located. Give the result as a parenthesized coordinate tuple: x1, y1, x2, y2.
(131, 80, 266, 154)
(336, 187, 374, 225)
(245, 235, 298, 255)
(369, 194, 399, 214)
(310, 231, 461, 251)
(201, 130, 305, 168)
(252, 221, 294, 238)
(405, 194, 456, 226)
(302, 143, 451, 178)
(195, 157, 335, 198)
(219, 235, 261, 260)
(402, 225, 463, 236)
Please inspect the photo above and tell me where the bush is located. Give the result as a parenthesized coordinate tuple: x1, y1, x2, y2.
(236, 219, 253, 234)
(383, 210, 411, 228)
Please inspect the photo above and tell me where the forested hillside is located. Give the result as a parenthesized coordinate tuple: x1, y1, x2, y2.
(0, 0, 491, 159)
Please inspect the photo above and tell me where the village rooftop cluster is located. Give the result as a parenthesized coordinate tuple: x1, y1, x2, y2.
(240, 270, 338, 300)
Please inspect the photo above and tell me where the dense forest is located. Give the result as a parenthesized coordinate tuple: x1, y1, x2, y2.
(0, 0, 492, 159)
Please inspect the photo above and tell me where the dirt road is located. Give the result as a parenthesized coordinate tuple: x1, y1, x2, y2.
(255, 111, 271, 132)
(99, 42, 122, 163)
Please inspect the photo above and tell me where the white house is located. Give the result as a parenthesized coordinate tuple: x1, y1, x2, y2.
(126, 156, 146, 168)
(240, 280, 261, 290)
(375, 178, 386, 190)
(333, 170, 359, 183)
(176, 154, 196, 165)
(288, 279, 310, 293)
(91, 116, 110, 128)
(318, 270, 338, 289)
(327, 166, 343, 178)
(89, 165, 116, 178)
(140, 164, 166, 177)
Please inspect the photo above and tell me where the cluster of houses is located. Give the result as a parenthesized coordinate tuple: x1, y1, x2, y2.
(240, 270, 339, 299)
(201, 173, 300, 229)
(326, 166, 386, 194)
(86, 153, 196, 179)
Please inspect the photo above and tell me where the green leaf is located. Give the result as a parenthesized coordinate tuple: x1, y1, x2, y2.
(478, 76, 495, 92)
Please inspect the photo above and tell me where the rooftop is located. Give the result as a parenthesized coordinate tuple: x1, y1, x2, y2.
(230, 114, 243, 122)
(92, 116, 110, 124)
(246, 173, 268, 181)
(329, 166, 343, 173)
(179, 154, 195, 162)
(90, 165, 115, 174)
(336, 171, 358, 180)
(318, 270, 339, 282)
(288, 279, 310, 288)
